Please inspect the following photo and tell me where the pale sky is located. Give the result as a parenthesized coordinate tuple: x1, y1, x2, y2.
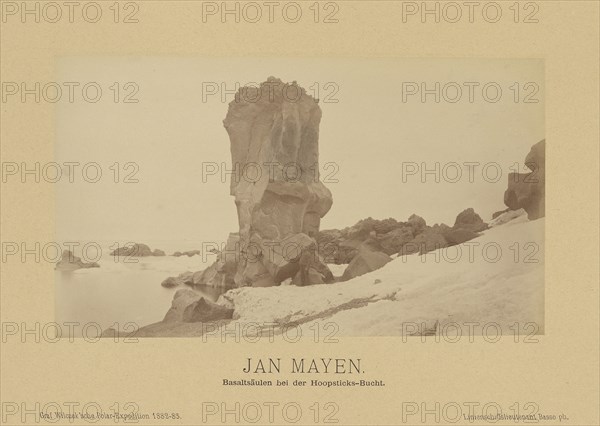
(56, 57, 544, 243)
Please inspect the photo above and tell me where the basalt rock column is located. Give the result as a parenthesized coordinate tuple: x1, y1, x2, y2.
(224, 77, 333, 287)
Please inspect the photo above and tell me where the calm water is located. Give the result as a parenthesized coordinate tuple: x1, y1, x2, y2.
(55, 241, 226, 330)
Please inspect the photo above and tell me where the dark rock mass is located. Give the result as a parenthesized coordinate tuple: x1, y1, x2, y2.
(110, 243, 165, 257)
(503, 139, 545, 220)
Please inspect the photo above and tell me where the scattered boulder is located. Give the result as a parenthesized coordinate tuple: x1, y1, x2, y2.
(111, 243, 165, 257)
(341, 249, 392, 281)
(55, 250, 99, 271)
(503, 140, 545, 220)
(161, 277, 180, 288)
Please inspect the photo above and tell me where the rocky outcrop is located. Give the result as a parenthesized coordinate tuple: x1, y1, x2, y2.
(110, 243, 165, 257)
(163, 289, 233, 323)
(317, 217, 415, 263)
(318, 208, 488, 266)
(503, 140, 545, 220)
(453, 208, 488, 233)
(55, 250, 99, 271)
(192, 77, 334, 288)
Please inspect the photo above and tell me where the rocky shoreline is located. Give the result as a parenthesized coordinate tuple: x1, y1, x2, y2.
(104, 78, 545, 338)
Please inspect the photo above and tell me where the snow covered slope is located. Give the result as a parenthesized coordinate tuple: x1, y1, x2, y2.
(221, 215, 544, 336)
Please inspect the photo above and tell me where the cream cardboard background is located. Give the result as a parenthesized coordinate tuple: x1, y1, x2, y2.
(0, 1, 598, 425)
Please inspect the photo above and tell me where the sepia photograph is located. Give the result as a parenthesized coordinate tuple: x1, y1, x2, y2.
(1, 2, 598, 425)
(52, 57, 545, 337)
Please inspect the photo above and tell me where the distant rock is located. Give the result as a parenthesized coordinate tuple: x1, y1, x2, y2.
(161, 277, 179, 288)
(173, 250, 200, 257)
(163, 289, 233, 323)
(55, 250, 99, 271)
(110, 243, 165, 257)
(503, 140, 545, 220)
(341, 249, 392, 281)
(453, 208, 488, 233)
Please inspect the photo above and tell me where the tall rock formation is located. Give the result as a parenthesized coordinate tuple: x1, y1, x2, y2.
(503, 140, 545, 220)
(203, 77, 333, 288)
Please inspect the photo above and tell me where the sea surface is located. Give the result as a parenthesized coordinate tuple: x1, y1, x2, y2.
(55, 241, 226, 330)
